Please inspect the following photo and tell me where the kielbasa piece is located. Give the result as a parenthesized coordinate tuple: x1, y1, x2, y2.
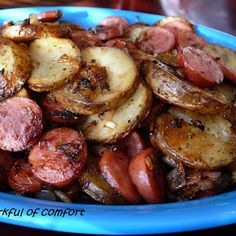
(162, 20, 193, 37)
(8, 159, 42, 193)
(99, 16, 129, 29)
(41, 93, 82, 124)
(177, 47, 224, 88)
(129, 148, 165, 203)
(29, 128, 87, 187)
(96, 25, 124, 41)
(118, 131, 145, 159)
(37, 10, 63, 22)
(0, 97, 43, 152)
(105, 38, 137, 51)
(177, 31, 207, 50)
(0, 150, 14, 187)
(218, 62, 236, 84)
(71, 30, 102, 48)
(137, 26, 175, 54)
(99, 149, 141, 203)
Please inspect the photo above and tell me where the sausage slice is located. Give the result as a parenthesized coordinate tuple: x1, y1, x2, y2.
(0, 150, 14, 188)
(129, 148, 165, 203)
(99, 16, 129, 29)
(41, 93, 82, 124)
(137, 26, 175, 54)
(177, 31, 207, 50)
(177, 47, 224, 88)
(28, 127, 87, 187)
(8, 159, 42, 193)
(0, 97, 43, 152)
(99, 149, 141, 203)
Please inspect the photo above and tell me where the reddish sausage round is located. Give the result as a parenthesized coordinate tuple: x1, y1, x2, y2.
(99, 149, 141, 203)
(137, 26, 175, 54)
(96, 25, 124, 41)
(41, 93, 82, 124)
(118, 131, 145, 159)
(8, 159, 42, 193)
(0, 150, 14, 187)
(28, 127, 87, 187)
(177, 31, 207, 50)
(0, 97, 43, 152)
(218, 62, 236, 84)
(105, 38, 137, 51)
(99, 16, 129, 29)
(162, 20, 193, 37)
(129, 148, 165, 203)
(71, 30, 102, 48)
(37, 10, 63, 22)
(177, 47, 224, 88)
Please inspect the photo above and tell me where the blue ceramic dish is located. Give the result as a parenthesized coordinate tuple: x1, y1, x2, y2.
(0, 6, 236, 235)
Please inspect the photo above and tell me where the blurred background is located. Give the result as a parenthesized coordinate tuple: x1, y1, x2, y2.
(0, 0, 235, 35)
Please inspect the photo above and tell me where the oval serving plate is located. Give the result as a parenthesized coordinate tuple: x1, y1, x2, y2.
(0, 6, 236, 235)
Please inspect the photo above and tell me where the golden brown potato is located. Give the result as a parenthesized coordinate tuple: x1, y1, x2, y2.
(14, 87, 30, 98)
(0, 38, 31, 100)
(1, 22, 72, 41)
(143, 61, 232, 115)
(78, 83, 152, 143)
(124, 24, 150, 42)
(28, 37, 80, 92)
(79, 155, 126, 204)
(151, 106, 236, 169)
(156, 50, 179, 67)
(53, 47, 139, 115)
(156, 16, 194, 32)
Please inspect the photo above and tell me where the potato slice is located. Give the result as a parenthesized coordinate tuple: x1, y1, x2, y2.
(78, 83, 152, 143)
(28, 37, 80, 91)
(203, 44, 236, 72)
(156, 16, 194, 31)
(53, 47, 138, 114)
(143, 61, 232, 115)
(151, 106, 236, 169)
(0, 38, 31, 100)
(124, 24, 150, 42)
(14, 87, 30, 98)
(1, 22, 71, 41)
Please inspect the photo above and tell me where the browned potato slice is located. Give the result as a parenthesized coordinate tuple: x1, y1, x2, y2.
(151, 106, 236, 169)
(78, 83, 152, 143)
(156, 16, 194, 31)
(0, 38, 31, 100)
(156, 50, 179, 67)
(53, 47, 138, 115)
(213, 82, 236, 107)
(14, 87, 30, 98)
(79, 155, 126, 204)
(28, 37, 80, 91)
(143, 61, 231, 115)
(1, 22, 71, 41)
(203, 44, 236, 72)
(124, 24, 150, 42)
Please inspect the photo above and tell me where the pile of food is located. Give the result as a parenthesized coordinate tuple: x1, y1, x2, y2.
(0, 10, 236, 204)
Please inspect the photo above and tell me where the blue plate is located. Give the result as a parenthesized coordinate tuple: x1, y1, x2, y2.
(0, 6, 236, 235)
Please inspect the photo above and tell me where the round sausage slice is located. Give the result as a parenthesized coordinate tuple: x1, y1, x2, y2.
(37, 10, 63, 22)
(177, 47, 224, 88)
(105, 38, 137, 51)
(99, 149, 141, 203)
(117, 131, 145, 159)
(71, 30, 102, 48)
(41, 93, 82, 124)
(137, 26, 175, 54)
(0, 97, 43, 152)
(129, 148, 165, 203)
(162, 20, 193, 37)
(0, 150, 14, 188)
(28, 127, 87, 187)
(99, 16, 129, 29)
(8, 159, 42, 193)
(96, 25, 124, 41)
(177, 31, 207, 50)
